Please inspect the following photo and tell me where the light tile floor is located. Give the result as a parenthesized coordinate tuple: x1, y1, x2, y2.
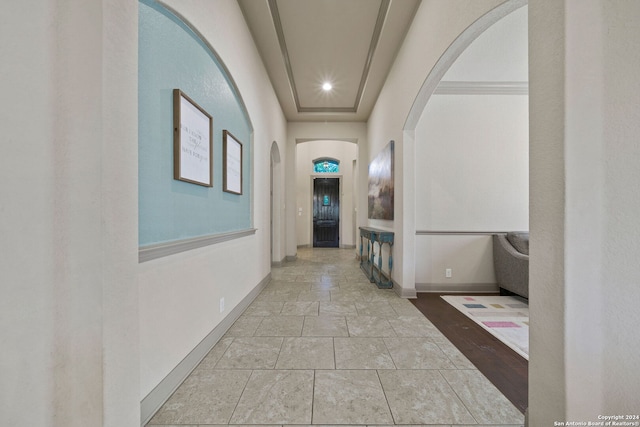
(147, 248, 524, 427)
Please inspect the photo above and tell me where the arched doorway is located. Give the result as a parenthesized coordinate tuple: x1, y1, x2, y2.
(295, 139, 358, 250)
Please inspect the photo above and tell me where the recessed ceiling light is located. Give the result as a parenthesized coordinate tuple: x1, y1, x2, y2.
(322, 82, 333, 91)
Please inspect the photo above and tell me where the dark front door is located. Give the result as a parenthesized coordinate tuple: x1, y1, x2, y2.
(313, 178, 339, 248)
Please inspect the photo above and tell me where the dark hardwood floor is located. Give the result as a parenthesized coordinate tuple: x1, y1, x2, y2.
(411, 293, 528, 414)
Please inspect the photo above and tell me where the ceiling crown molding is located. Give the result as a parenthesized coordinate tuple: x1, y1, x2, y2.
(435, 81, 529, 95)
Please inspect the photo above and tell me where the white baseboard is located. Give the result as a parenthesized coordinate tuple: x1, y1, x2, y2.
(393, 280, 417, 299)
(140, 273, 271, 426)
(415, 282, 498, 293)
(271, 257, 286, 267)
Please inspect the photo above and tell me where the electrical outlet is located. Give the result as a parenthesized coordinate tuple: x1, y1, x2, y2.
(220, 297, 225, 313)
(445, 268, 452, 278)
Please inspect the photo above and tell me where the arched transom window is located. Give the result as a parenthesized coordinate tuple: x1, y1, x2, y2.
(313, 157, 340, 173)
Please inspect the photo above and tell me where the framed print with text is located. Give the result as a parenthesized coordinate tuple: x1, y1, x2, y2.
(173, 89, 213, 187)
(223, 130, 243, 195)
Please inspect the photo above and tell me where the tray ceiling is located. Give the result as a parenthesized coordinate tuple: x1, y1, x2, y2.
(238, 0, 420, 122)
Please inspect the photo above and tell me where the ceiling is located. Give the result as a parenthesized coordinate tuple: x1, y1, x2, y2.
(238, 0, 420, 122)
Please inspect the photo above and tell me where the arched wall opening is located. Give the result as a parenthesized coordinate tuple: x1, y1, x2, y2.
(138, 0, 255, 258)
(409, 5, 529, 293)
(295, 139, 359, 249)
(365, 0, 527, 297)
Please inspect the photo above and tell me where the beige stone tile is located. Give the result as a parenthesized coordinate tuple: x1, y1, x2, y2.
(226, 425, 283, 427)
(319, 301, 358, 316)
(264, 280, 306, 290)
(334, 281, 373, 292)
(388, 298, 423, 316)
(214, 337, 283, 369)
(346, 316, 397, 337)
(343, 269, 371, 277)
(275, 337, 335, 369)
(302, 316, 349, 337)
(343, 275, 372, 283)
(224, 316, 263, 337)
(361, 425, 450, 427)
(268, 274, 298, 282)
(388, 316, 446, 339)
(368, 289, 401, 302)
(280, 301, 319, 316)
(195, 337, 234, 370)
(298, 274, 340, 285)
(436, 340, 477, 370)
(255, 289, 301, 302)
(254, 316, 304, 336)
(148, 370, 251, 425)
(334, 337, 395, 369)
(225, 425, 282, 427)
(297, 290, 331, 302)
(243, 301, 284, 316)
(440, 369, 524, 425)
(457, 425, 524, 427)
(286, 425, 370, 427)
(312, 370, 393, 425)
(145, 424, 199, 427)
(230, 370, 314, 425)
(378, 370, 476, 425)
(384, 337, 456, 369)
(355, 301, 398, 317)
(311, 281, 341, 291)
(330, 290, 373, 302)
(155, 248, 522, 427)
(267, 268, 298, 280)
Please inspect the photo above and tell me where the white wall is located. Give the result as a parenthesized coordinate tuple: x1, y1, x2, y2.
(295, 141, 358, 247)
(0, 1, 139, 426)
(286, 122, 368, 258)
(415, 235, 496, 290)
(443, 5, 528, 81)
(415, 96, 528, 232)
(414, 93, 528, 287)
(529, 0, 640, 423)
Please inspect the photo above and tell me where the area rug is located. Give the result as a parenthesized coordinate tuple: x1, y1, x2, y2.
(441, 295, 529, 360)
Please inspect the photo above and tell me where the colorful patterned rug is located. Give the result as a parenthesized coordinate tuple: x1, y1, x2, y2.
(441, 295, 529, 360)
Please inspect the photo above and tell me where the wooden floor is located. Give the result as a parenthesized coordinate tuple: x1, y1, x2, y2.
(411, 293, 528, 414)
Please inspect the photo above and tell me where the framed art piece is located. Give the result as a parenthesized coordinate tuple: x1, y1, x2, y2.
(368, 140, 394, 220)
(173, 89, 213, 187)
(223, 130, 243, 195)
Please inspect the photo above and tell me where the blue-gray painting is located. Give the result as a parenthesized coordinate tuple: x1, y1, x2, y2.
(368, 141, 394, 220)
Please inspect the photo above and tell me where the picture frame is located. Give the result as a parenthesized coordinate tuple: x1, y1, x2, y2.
(173, 89, 213, 187)
(223, 130, 243, 195)
(367, 140, 394, 220)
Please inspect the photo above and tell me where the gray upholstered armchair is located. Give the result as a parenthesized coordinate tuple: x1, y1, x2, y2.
(492, 232, 529, 299)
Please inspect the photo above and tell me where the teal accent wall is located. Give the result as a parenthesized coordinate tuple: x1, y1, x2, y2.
(139, 0, 251, 246)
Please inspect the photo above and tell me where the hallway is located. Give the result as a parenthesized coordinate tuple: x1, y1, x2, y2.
(147, 248, 523, 426)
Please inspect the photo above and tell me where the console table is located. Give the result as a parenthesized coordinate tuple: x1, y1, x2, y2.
(359, 227, 394, 289)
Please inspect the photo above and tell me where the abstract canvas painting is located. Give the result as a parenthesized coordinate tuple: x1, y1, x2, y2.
(368, 141, 394, 220)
